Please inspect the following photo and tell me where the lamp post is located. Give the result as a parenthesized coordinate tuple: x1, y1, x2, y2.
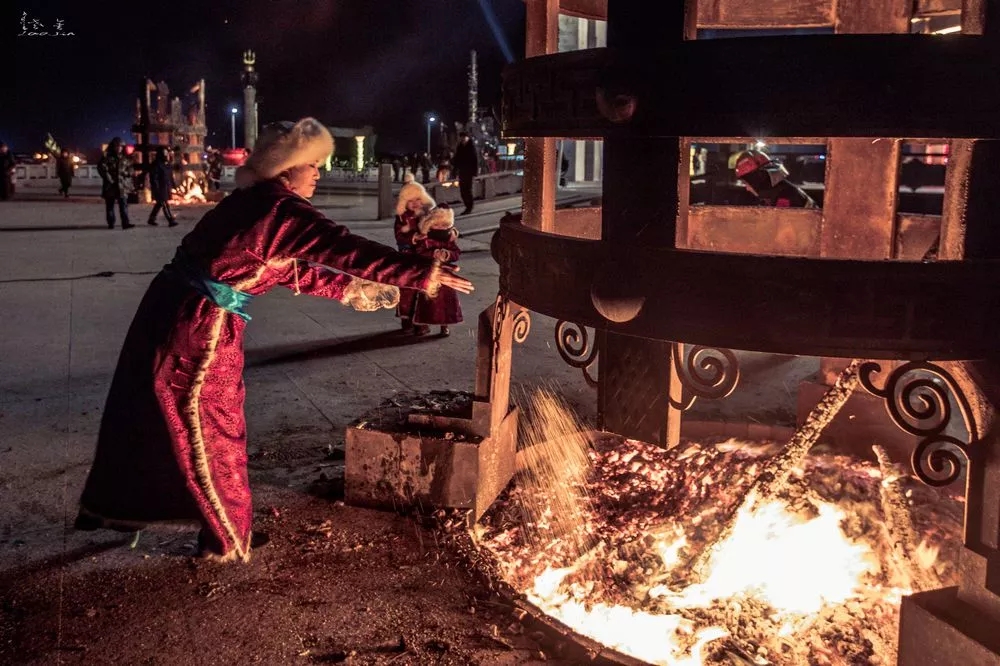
(230, 107, 238, 149)
(425, 113, 436, 155)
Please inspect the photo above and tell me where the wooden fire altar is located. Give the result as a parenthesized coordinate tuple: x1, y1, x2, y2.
(475, 0, 1000, 663)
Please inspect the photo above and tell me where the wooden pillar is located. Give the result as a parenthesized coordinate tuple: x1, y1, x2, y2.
(472, 298, 518, 438)
(521, 0, 559, 232)
(898, 6, 1000, 664)
(815, 0, 911, 386)
(597, 1, 693, 447)
(951, 0, 1000, 621)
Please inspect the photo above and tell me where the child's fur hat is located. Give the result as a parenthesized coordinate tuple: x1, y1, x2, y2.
(396, 172, 436, 215)
(418, 205, 456, 236)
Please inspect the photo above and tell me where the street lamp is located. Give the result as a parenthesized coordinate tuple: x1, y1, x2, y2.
(425, 113, 436, 155)
(230, 107, 239, 149)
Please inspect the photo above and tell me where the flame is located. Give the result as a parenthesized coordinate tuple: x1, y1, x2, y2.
(655, 501, 878, 616)
(478, 397, 963, 666)
(170, 170, 207, 204)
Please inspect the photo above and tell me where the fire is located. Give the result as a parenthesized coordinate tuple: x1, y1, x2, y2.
(170, 170, 207, 204)
(657, 500, 878, 616)
(476, 393, 963, 665)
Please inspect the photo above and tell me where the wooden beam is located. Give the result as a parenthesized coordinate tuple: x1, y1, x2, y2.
(522, 0, 560, 232)
(599, 0, 690, 447)
(895, 214, 942, 259)
(941, 139, 1000, 260)
(697, 0, 834, 28)
(820, 138, 901, 259)
(552, 206, 602, 239)
(685, 206, 823, 256)
(502, 40, 1000, 139)
(836, 0, 912, 32)
(559, 0, 606, 21)
(492, 222, 1000, 360)
(915, 0, 963, 17)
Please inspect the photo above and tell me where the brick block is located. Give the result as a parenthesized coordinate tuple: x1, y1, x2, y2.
(345, 407, 518, 521)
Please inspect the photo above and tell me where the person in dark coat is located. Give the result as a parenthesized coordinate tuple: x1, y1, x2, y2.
(410, 205, 463, 336)
(148, 147, 178, 227)
(453, 132, 479, 215)
(74, 118, 474, 562)
(0, 143, 15, 201)
(418, 152, 432, 184)
(97, 138, 135, 229)
(56, 149, 75, 197)
(733, 149, 817, 208)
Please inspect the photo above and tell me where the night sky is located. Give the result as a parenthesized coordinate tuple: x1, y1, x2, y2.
(7, 1, 525, 157)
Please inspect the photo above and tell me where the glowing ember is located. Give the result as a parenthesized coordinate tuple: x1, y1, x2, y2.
(476, 414, 963, 665)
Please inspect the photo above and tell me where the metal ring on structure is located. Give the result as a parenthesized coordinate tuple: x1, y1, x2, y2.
(858, 361, 978, 487)
(555, 320, 599, 388)
(512, 310, 531, 344)
(669, 343, 741, 411)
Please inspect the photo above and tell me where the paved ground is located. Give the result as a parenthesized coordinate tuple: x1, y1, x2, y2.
(0, 191, 816, 664)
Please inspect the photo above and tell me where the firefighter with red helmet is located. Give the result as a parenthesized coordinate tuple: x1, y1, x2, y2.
(733, 149, 816, 208)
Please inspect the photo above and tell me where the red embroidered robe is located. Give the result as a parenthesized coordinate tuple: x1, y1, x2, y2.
(78, 180, 438, 561)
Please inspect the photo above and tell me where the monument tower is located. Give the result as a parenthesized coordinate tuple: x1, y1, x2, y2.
(241, 50, 259, 150)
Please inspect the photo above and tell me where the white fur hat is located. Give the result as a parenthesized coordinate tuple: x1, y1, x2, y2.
(396, 172, 436, 215)
(418, 205, 455, 236)
(235, 117, 333, 186)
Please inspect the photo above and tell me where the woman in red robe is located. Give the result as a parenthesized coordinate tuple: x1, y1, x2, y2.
(411, 205, 464, 336)
(392, 173, 435, 331)
(74, 119, 473, 562)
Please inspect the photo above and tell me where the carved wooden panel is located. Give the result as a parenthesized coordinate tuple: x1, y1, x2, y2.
(684, 206, 822, 256)
(552, 206, 602, 239)
(696, 0, 833, 28)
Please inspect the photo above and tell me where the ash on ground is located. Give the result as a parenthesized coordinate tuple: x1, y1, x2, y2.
(350, 390, 481, 442)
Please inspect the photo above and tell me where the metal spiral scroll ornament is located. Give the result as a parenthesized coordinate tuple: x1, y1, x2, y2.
(668, 343, 741, 411)
(555, 320, 598, 387)
(512, 309, 531, 344)
(858, 361, 977, 487)
(492, 295, 509, 378)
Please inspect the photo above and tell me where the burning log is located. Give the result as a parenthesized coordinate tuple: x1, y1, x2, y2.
(872, 444, 941, 594)
(690, 360, 861, 582)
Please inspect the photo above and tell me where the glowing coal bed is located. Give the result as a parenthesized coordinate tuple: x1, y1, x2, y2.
(474, 434, 963, 666)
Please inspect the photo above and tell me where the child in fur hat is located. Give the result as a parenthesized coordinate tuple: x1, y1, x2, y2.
(394, 172, 435, 331)
(410, 204, 463, 336)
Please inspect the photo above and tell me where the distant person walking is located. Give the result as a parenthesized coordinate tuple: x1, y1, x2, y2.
(0, 143, 15, 201)
(435, 149, 453, 183)
(453, 132, 478, 215)
(147, 147, 178, 227)
(97, 138, 134, 229)
(56, 149, 75, 198)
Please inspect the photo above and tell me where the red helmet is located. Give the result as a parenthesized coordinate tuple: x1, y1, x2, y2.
(734, 150, 772, 179)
